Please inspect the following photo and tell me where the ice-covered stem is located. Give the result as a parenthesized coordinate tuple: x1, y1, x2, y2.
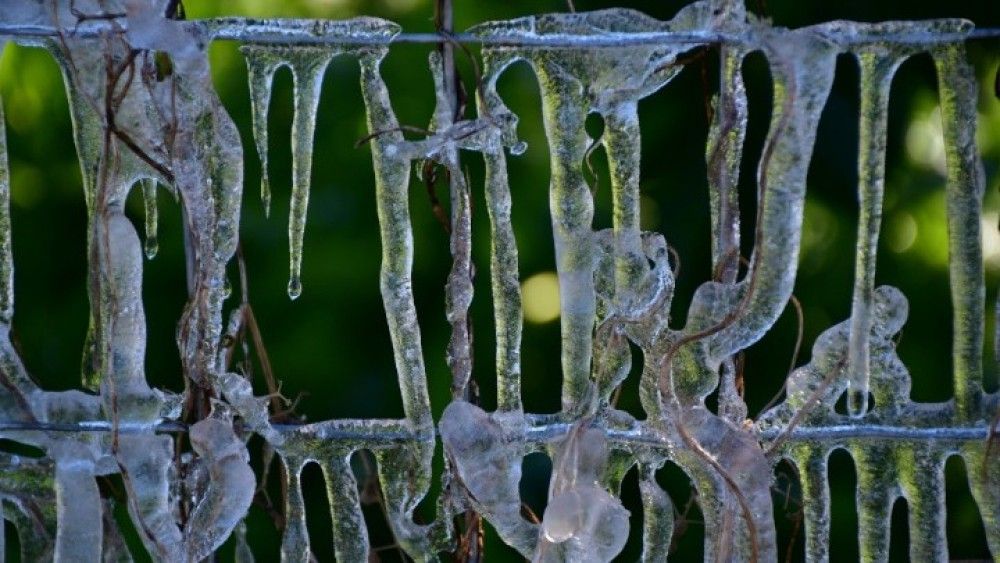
(845, 48, 905, 417)
(934, 41, 986, 420)
(428, 51, 475, 399)
(115, 434, 184, 560)
(478, 52, 525, 414)
(680, 407, 777, 561)
(535, 424, 629, 562)
(0, 457, 56, 551)
(706, 46, 746, 285)
(693, 28, 839, 368)
(706, 45, 748, 423)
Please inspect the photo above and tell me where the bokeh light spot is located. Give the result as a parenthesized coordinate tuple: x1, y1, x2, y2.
(522, 271, 560, 324)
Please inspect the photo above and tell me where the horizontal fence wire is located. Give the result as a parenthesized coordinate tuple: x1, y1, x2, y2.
(0, 419, 992, 442)
(1, 21, 1000, 46)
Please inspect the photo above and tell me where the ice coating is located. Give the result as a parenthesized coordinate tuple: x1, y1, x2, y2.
(533, 424, 629, 562)
(185, 418, 257, 561)
(440, 401, 537, 555)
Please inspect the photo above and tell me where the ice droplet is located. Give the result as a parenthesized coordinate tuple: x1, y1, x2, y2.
(287, 275, 302, 300)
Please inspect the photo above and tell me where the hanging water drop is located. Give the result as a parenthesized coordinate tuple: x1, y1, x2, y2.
(222, 276, 232, 299)
(287, 275, 302, 300)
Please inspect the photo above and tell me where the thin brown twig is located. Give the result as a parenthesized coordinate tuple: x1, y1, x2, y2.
(764, 358, 846, 457)
(757, 294, 805, 416)
(354, 124, 432, 148)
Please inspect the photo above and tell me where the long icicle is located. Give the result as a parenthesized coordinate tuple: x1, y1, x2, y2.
(478, 52, 525, 414)
(288, 49, 336, 300)
(845, 48, 906, 417)
(933, 41, 986, 420)
(141, 178, 159, 260)
(242, 47, 281, 217)
(0, 84, 12, 324)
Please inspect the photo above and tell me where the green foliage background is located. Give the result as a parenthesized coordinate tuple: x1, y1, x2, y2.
(1, 0, 999, 560)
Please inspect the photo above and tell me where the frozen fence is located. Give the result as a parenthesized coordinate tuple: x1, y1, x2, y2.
(0, 0, 997, 561)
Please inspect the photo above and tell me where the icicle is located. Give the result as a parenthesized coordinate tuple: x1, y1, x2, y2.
(357, 43, 436, 559)
(933, 39, 986, 420)
(478, 51, 526, 414)
(53, 457, 102, 562)
(322, 454, 371, 562)
(963, 447, 1000, 557)
(897, 448, 947, 561)
(638, 465, 673, 562)
(241, 47, 281, 217)
(845, 48, 906, 417)
(241, 45, 338, 299)
(234, 521, 254, 563)
(280, 457, 311, 563)
(791, 446, 832, 563)
(472, 5, 711, 413)
(288, 49, 336, 300)
(853, 445, 896, 561)
(0, 87, 11, 326)
(141, 178, 159, 260)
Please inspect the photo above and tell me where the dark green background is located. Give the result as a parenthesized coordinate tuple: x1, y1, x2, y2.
(1, 0, 998, 560)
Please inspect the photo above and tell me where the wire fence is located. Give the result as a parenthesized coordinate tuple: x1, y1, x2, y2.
(0, 1, 998, 561)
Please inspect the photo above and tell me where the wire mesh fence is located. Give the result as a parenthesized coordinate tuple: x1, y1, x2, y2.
(0, 0, 997, 561)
